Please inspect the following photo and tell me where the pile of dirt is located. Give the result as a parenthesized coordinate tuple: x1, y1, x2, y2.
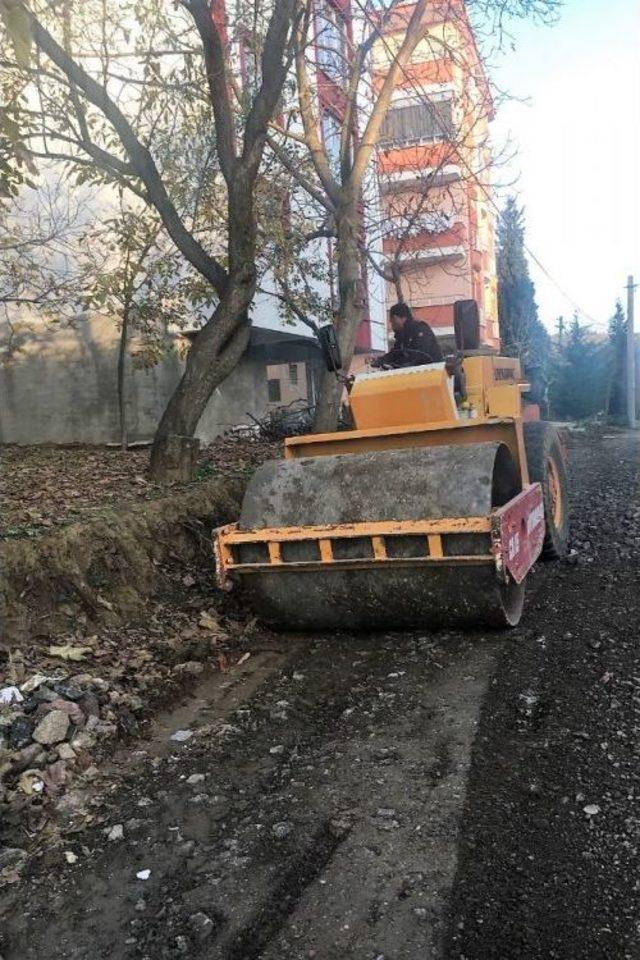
(2, 477, 244, 642)
(1, 434, 279, 540)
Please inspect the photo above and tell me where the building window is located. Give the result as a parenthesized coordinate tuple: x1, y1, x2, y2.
(379, 98, 454, 147)
(321, 110, 342, 179)
(316, 1, 347, 82)
(288, 363, 299, 385)
(268, 378, 281, 402)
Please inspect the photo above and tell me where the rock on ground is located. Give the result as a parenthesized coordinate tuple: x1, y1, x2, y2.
(32, 711, 69, 746)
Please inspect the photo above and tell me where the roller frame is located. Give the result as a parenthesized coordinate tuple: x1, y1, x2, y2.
(213, 482, 545, 592)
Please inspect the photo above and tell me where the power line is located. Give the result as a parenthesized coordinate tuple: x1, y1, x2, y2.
(522, 245, 600, 327)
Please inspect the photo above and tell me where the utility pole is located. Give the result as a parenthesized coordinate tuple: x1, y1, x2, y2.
(627, 276, 637, 428)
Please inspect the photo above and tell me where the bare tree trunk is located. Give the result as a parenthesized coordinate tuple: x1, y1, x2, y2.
(117, 306, 130, 450)
(313, 191, 364, 433)
(149, 178, 257, 480)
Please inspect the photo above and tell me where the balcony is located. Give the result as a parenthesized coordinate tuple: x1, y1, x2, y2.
(379, 163, 461, 195)
(396, 244, 466, 270)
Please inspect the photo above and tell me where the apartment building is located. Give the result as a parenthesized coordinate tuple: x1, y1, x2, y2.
(372, 0, 499, 349)
(230, 0, 383, 362)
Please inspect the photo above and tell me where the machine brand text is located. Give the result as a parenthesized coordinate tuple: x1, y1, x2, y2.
(494, 367, 516, 381)
(508, 532, 520, 559)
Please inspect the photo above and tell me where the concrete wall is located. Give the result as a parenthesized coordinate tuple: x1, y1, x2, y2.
(196, 352, 268, 440)
(0, 314, 269, 445)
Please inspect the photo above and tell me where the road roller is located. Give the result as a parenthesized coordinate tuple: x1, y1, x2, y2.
(213, 302, 569, 630)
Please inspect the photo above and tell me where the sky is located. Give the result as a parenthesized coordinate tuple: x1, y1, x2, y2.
(487, 0, 640, 334)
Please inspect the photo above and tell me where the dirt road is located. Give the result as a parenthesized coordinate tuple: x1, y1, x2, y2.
(2, 431, 639, 960)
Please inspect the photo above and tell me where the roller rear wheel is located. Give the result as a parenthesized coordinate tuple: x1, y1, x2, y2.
(496, 577, 526, 628)
(524, 422, 570, 559)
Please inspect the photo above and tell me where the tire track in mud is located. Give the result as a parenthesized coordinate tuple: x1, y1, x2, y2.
(224, 821, 349, 960)
(2, 627, 498, 960)
(444, 432, 640, 960)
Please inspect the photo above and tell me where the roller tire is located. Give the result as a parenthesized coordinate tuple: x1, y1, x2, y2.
(524, 421, 570, 559)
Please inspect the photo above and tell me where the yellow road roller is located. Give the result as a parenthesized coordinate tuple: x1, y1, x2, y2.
(213, 303, 569, 630)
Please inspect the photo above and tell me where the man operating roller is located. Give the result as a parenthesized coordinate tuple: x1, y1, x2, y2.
(371, 302, 444, 369)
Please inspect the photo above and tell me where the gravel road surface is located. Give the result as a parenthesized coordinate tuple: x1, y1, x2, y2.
(2, 431, 638, 960)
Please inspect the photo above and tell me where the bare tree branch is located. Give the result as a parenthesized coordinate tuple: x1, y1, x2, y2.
(242, 0, 299, 173)
(23, 2, 228, 296)
(185, 0, 238, 182)
(350, 0, 428, 189)
(266, 133, 334, 213)
(294, 5, 339, 202)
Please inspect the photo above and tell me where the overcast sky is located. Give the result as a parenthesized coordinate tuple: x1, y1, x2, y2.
(488, 0, 640, 334)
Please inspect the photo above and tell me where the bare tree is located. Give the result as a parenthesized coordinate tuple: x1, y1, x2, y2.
(269, 0, 559, 430)
(80, 198, 216, 448)
(0, 177, 93, 349)
(289, 0, 436, 430)
(1, 0, 302, 478)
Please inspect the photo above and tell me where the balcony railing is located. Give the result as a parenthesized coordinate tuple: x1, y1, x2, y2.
(379, 164, 461, 195)
(395, 244, 467, 269)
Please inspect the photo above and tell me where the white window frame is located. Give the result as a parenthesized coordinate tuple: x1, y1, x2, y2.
(316, 0, 347, 83)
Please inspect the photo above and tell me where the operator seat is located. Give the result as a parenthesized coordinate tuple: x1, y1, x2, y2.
(449, 299, 495, 400)
(454, 299, 498, 357)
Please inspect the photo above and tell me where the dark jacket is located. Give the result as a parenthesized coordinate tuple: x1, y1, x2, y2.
(374, 316, 444, 368)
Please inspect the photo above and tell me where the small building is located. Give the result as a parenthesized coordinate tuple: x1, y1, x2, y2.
(267, 362, 309, 407)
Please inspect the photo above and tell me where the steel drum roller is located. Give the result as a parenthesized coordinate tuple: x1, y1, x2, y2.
(236, 443, 525, 630)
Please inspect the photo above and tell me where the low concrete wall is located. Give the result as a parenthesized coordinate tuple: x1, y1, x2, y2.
(0, 315, 269, 445)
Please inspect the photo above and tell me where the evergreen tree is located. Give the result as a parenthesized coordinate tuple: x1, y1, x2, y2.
(497, 198, 551, 365)
(606, 299, 626, 419)
(549, 313, 608, 420)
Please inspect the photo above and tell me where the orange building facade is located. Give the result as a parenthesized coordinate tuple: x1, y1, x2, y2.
(373, 0, 499, 348)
